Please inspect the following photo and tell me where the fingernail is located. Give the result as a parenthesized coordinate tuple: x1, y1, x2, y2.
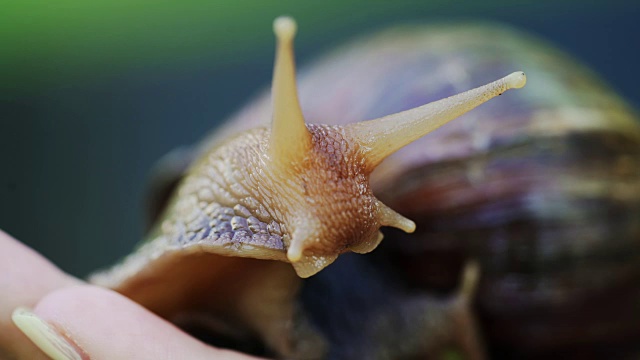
(11, 307, 83, 360)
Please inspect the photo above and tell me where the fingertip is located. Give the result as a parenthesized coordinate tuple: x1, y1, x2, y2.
(0, 229, 80, 359)
(11, 307, 85, 360)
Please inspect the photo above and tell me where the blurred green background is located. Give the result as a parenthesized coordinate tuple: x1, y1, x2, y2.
(1, 0, 638, 277)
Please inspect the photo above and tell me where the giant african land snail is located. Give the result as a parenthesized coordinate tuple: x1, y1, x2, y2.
(92, 16, 640, 359)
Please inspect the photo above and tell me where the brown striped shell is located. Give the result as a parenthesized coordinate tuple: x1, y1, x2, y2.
(94, 22, 640, 359)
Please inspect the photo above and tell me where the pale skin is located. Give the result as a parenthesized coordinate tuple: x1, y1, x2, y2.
(0, 230, 258, 360)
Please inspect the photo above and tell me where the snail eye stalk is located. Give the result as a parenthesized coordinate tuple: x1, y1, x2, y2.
(269, 16, 311, 165)
(346, 71, 527, 171)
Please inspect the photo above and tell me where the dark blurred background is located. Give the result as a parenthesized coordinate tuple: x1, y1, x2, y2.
(1, 0, 639, 277)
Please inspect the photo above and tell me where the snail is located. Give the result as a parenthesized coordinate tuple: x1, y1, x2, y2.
(90, 16, 640, 359)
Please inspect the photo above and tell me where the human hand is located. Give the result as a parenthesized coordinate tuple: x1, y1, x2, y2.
(0, 230, 260, 359)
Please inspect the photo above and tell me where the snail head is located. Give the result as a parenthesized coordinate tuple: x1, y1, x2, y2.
(262, 16, 526, 277)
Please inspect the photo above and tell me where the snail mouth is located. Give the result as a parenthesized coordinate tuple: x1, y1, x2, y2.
(286, 232, 336, 278)
(350, 231, 385, 254)
(290, 253, 339, 278)
(286, 229, 384, 277)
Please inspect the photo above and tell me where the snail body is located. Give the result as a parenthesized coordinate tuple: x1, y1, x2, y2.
(92, 18, 640, 359)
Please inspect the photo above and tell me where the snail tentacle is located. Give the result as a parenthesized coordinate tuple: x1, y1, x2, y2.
(346, 71, 527, 169)
(376, 199, 416, 233)
(269, 16, 311, 164)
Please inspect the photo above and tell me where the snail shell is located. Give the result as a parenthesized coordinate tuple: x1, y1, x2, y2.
(92, 18, 639, 359)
